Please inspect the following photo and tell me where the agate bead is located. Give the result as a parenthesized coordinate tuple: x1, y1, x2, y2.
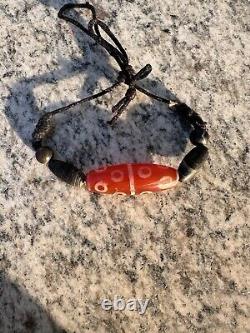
(86, 163, 179, 195)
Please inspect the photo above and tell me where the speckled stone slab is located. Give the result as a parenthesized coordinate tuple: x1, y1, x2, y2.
(0, 0, 249, 332)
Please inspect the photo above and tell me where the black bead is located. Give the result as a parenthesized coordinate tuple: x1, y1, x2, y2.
(178, 144, 209, 182)
(184, 144, 208, 169)
(48, 159, 86, 187)
(174, 103, 194, 117)
(189, 111, 205, 127)
(178, 161, 196, 182)
(190, 126, 209, 146)
(173, 103, 193, 118)
(32, 140, 42, 150)
(171, 103, 194, 130)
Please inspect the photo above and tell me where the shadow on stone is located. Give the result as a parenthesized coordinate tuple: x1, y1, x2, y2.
(4, 0, 189, 172)
(0, 273, 66, 333)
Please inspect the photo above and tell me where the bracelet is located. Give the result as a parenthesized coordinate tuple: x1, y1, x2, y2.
(32, 3, 209, 196)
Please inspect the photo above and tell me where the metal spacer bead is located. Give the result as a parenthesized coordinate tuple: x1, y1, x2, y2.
(35, 147, 54, 164)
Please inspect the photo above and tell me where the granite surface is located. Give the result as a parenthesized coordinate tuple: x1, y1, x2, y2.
(0, 0, 249, 332)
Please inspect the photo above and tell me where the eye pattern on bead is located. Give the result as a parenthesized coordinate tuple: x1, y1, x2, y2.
(137, 166, 152, 179)
(111, 170, 124, 182)
(94, 181, 108, 193)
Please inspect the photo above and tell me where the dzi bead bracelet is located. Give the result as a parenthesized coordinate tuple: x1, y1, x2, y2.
(32, 3, 209, 195)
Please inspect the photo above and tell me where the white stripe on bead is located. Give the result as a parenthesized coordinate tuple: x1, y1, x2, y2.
(127, 164, 135, 195)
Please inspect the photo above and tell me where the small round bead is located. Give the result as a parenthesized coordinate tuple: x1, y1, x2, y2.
(189, 112, 205, 126)
(35, 147, 53, 164)
(174, 103, 193, 118)
(190, 127, 209, 146)
(32, 140, 42, 150)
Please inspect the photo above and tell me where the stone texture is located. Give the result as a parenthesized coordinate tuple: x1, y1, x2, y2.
(0, 0, 249, 332)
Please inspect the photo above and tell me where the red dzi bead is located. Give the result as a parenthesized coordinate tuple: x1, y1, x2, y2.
(86, 163, 179, 195)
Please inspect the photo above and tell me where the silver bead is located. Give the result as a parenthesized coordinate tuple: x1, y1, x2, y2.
(35, 147, 53, 164)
